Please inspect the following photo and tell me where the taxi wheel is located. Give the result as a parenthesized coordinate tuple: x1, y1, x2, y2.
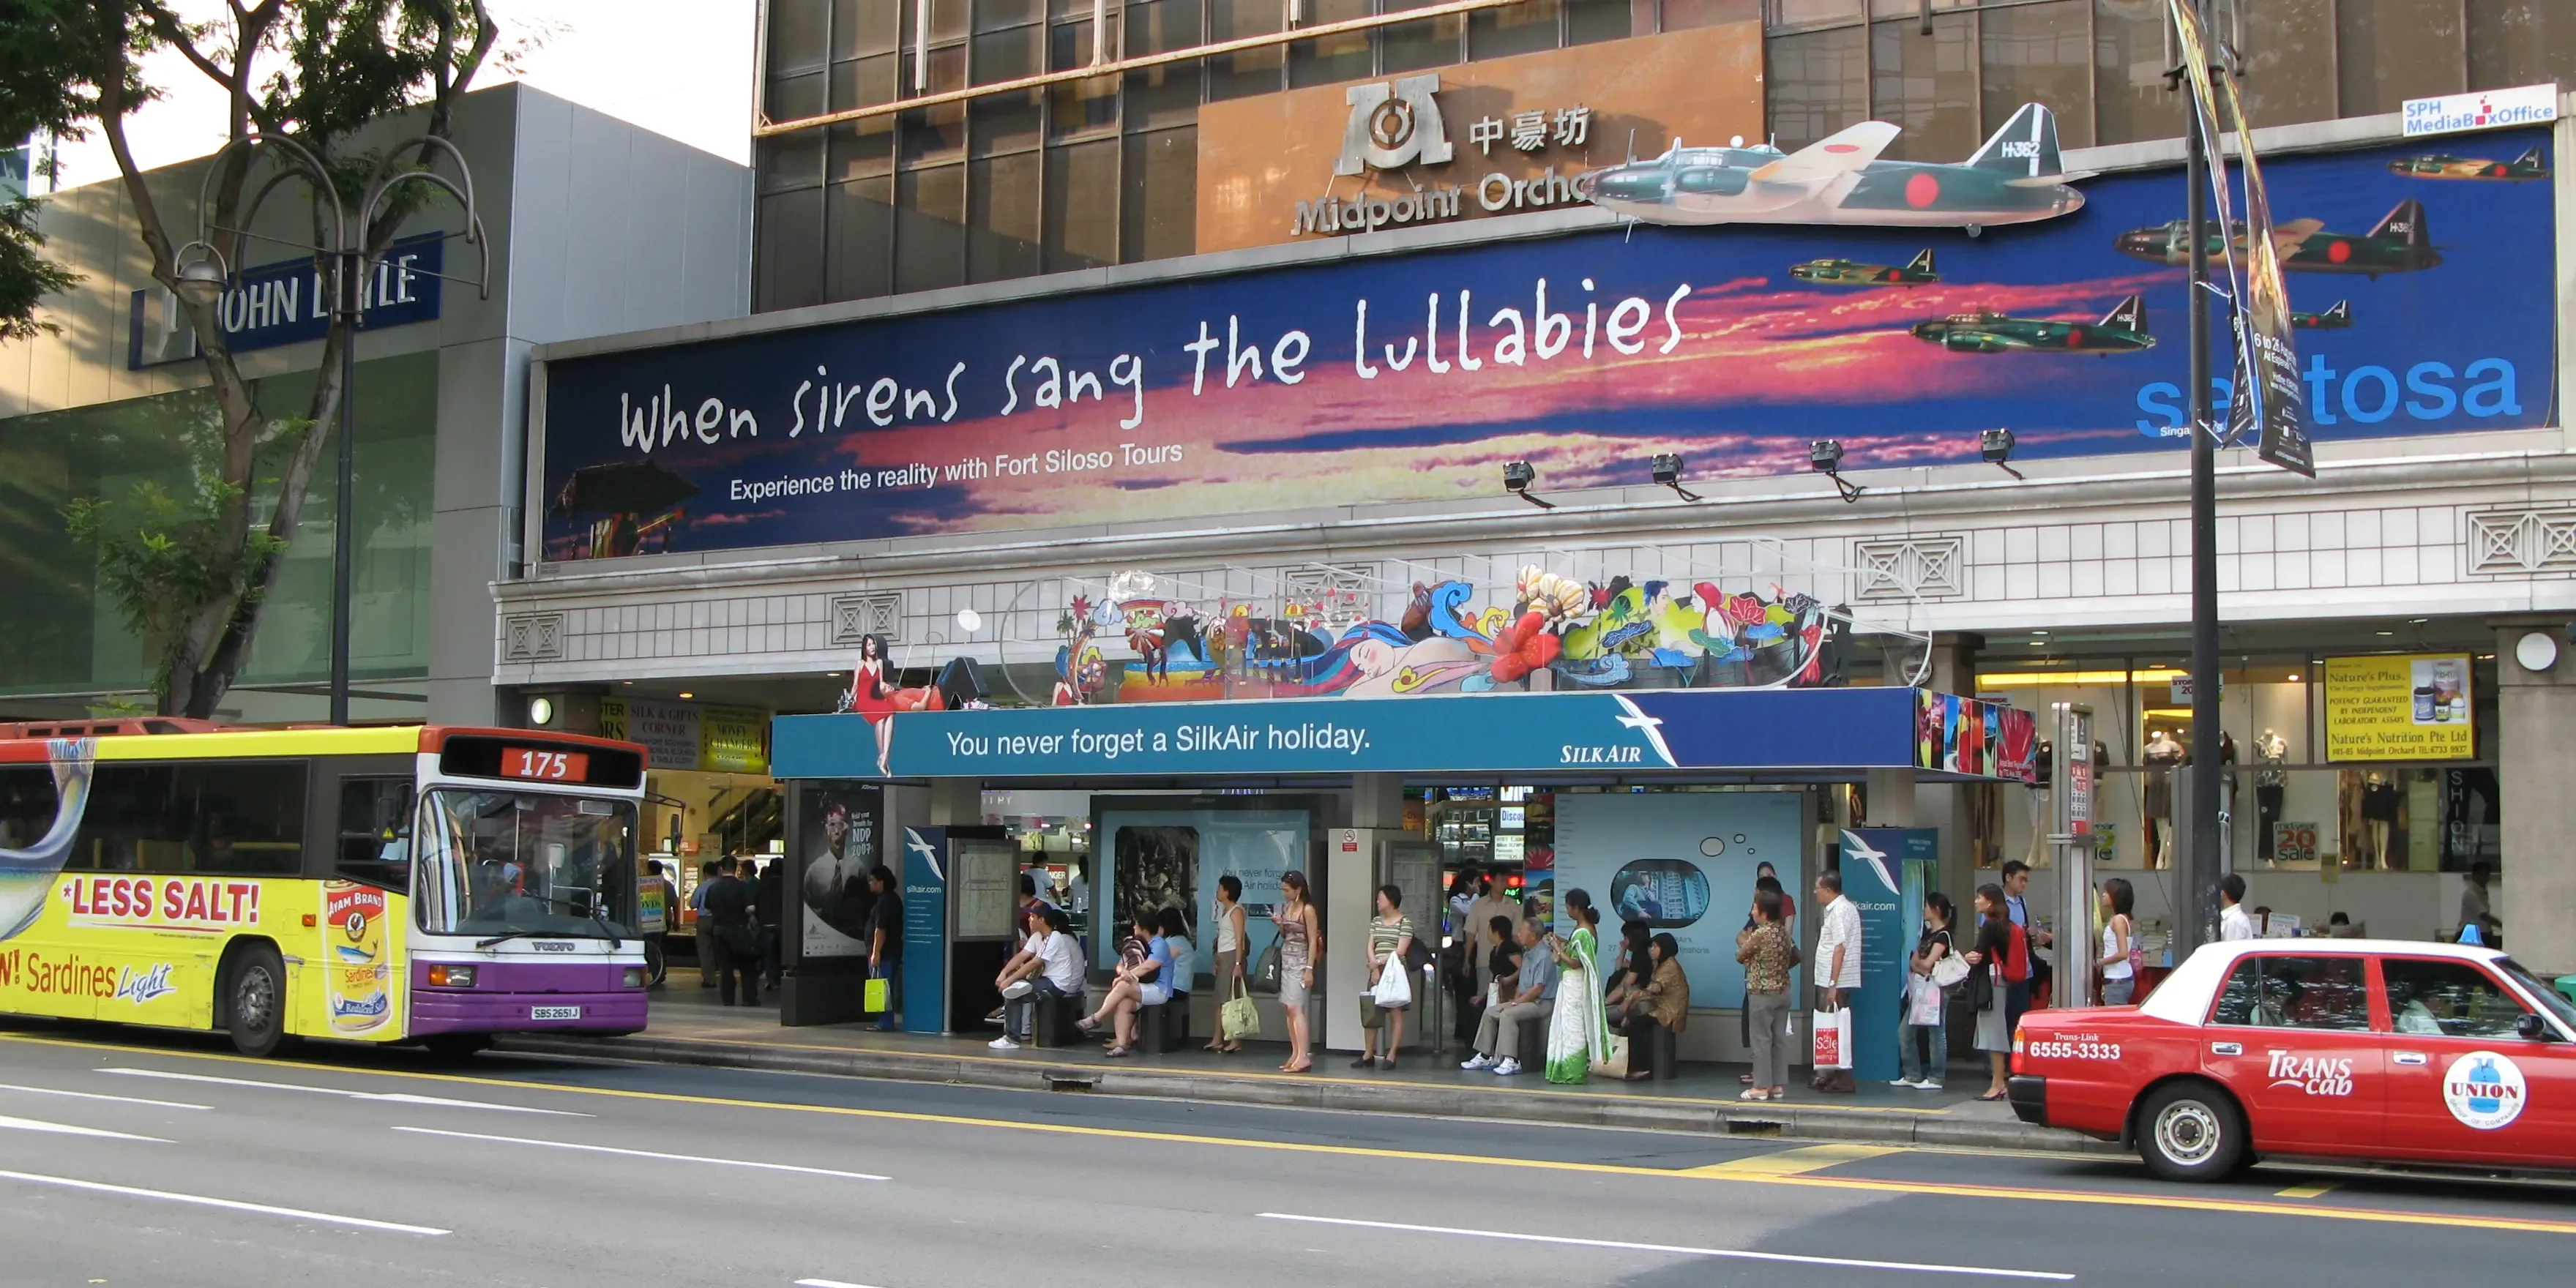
(2137, 1081, 2246, 1183)
(224, 944, 288, 1057)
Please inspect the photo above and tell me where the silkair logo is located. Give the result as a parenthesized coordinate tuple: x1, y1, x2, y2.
(1336, 74, 1453, 176)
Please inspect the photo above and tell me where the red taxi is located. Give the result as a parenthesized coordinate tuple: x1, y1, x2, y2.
(2009, 940, 2576, 1180)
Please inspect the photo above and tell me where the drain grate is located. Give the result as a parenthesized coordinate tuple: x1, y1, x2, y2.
(1045, 1075, 1097, 1093)
(1724, 1117, 1787, 1136)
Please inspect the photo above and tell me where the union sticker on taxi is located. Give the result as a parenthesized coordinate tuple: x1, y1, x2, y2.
(2444, 1051, 2528, 1130)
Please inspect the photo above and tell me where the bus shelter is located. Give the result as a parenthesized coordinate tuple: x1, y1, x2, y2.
(764, 687, 2034, 1077)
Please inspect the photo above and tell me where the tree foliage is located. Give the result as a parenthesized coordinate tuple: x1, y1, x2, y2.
(32, 1, 497, 715)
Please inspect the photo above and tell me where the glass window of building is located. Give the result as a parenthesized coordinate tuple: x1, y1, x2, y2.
(2468, 0, 2576, 91)
(1979, 0, 2092, 149)
(2337, 0, 2464, 116)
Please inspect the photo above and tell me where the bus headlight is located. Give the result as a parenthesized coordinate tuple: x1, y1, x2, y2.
(427, 964, 477, 988)
(622, 967, 646, 989)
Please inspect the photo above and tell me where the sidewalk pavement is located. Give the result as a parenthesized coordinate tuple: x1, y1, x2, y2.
(496, 989, 2112, 1155)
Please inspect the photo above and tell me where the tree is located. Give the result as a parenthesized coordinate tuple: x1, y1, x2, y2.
(0, 1, 97, 339)
(46, 1, 496, 716)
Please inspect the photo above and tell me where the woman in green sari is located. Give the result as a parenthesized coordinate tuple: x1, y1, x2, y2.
(1543, 888, 1612, 1084)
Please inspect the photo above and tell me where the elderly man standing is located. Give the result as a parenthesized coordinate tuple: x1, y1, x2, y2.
(1810, 869, 1862, 1095)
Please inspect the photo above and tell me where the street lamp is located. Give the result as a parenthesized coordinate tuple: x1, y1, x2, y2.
(186, 134, 488, 725)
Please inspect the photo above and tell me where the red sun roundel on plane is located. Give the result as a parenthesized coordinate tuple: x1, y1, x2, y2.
(1905, 172, 1941, 208)
(2326, 240, 2352, 263)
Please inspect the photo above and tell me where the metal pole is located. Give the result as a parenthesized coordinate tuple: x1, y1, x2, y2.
(2184, 73, 2222, 952)
(329, 249, 357, 727)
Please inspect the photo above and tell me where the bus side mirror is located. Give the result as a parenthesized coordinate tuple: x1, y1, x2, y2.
(2517, 1012, 2549, 1041)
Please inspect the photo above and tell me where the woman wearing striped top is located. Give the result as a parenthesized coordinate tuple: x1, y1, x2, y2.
(1356, 885, 1417, 1071)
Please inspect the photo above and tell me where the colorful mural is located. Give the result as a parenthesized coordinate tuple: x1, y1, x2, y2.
(540, 132, 2556, 559)
(1052, 566, 1860, 703)
(1916, 691, 2038, 783)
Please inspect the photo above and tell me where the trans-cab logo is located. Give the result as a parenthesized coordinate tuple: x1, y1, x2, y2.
(2266, 1050, 2354, 1097)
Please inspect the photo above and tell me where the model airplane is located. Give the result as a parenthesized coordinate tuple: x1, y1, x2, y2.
(2389, 146, 2549, 181)
(1910, 295, 2154, 355)
(1790, 249, 1939, 286)
(2113, 200, 2441, 277)
(1574, 103, 2085, 233)
(2289, 299, 2353, 330)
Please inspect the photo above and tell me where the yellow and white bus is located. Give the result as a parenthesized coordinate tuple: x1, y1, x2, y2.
(0, 721, 651, 1057)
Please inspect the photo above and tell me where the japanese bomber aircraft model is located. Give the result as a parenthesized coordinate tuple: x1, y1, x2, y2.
(1789, 248, 1941, 286)
(2290, 299, 2353, 329)
(2113, 199, 2443, 277)
(1573, 103, 2086, 233)
(2388, 145, 2550, 181)
(1910, 294, 2155, 355)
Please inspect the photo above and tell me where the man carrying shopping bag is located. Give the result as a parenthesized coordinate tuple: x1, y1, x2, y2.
(1810, 870, 1861, 1094)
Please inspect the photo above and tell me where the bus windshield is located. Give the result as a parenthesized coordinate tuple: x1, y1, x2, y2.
(415, 789, 638, 942)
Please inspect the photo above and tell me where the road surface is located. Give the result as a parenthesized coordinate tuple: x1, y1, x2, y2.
(1, 1020, 2572, 1287)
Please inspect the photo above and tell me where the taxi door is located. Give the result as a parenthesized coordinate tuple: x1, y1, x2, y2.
(2375, 956, 2576, 1167)
(2200, 953, 2384, 1156)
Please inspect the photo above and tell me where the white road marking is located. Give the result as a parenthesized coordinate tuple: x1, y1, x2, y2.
(392, 1126, 891, 1180)
(1257, 1213, 2076, 1281)
(99, 1068, 588, 1116)
(0, 1082, 209, 1111)
(0, 1168, 447, 1235)
(794, 1280, 884, 1288)
(0, 1114, 168, 1142)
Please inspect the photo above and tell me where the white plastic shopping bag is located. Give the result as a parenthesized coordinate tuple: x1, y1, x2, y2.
(1371, 954, 1414, 1008)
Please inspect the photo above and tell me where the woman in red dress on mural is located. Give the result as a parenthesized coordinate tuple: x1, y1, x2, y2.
(846, 634, 943, 774)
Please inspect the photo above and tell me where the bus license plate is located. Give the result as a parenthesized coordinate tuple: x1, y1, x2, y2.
(530, 1006, 583, 1021)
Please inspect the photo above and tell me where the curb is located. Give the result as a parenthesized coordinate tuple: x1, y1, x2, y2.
(493, 1032, 2117, 1155)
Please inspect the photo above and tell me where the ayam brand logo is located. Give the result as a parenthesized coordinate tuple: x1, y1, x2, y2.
(2266, 1050, 2356, 1096)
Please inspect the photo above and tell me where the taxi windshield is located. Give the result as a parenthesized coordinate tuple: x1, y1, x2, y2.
(414, 790, 638, 940)
(2498, 959, 2576, 1033)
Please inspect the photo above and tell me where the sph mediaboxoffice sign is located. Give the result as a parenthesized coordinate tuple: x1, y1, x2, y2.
(539, 133, 2556, 562)
(126, 232, 444, 370)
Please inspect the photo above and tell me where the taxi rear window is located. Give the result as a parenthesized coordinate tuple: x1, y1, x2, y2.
(2210, 955, 2371, 1031)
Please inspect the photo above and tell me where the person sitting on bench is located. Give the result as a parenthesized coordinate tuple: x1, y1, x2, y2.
(993, 907, 1085, 1050)
(1459, 916, 1556, 1076)
(1611, 932, 1688, 1038)
(1078, 912, 1171, 1057)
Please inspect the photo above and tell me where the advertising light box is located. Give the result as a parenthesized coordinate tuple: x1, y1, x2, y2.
(540, 132, 2556, 561)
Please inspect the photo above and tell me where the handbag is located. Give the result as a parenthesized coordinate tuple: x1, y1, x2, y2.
(1907, 974, 1946, 1026)
(1811, 1006, 1853, 1070)
(1220, 977, 1262, 1041)
(1370, 952, 1413, 1008)
(1591, 1033, 1632, 1079)
(1930, 953, 1971, 990)
(1248, 940, 1283, 995)
(1965, 961, 1996, 1013)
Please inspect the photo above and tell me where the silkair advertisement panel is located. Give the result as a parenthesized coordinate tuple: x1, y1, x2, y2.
(541, 132, 2554, 561)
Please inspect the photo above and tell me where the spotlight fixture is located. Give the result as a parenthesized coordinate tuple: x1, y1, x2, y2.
(1980, 428, 2025, 481)
(1809, 440, 1863, 503)
(1502, 460, 1556, 509)
(1649, 453, 1703, 503)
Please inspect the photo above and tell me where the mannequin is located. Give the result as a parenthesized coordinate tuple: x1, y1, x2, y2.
(2028, 738, 2055, 864)
(2254, 730, 2287, 864)
(2217, 733, 2239, 872)
(2361, 769, 2400, 869)
(2141, 730, 2186, 868)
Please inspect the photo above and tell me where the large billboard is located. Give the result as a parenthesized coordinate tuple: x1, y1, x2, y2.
(540, 131, 2556, 562)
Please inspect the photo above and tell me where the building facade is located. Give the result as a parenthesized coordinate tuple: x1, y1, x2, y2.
(0, 83, 753, 726)
(498, 4, 2576, 1039)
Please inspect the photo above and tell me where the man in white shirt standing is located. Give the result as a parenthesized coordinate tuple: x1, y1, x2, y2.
(1811, 869, 1863, 1095)
(993, 907, 1087, 1049)
(2217, 872, 2256, 942)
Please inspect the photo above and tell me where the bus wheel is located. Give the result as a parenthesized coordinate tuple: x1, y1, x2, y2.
(225, 944, 288, 1057)
(423, 1034, 491, 1061)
